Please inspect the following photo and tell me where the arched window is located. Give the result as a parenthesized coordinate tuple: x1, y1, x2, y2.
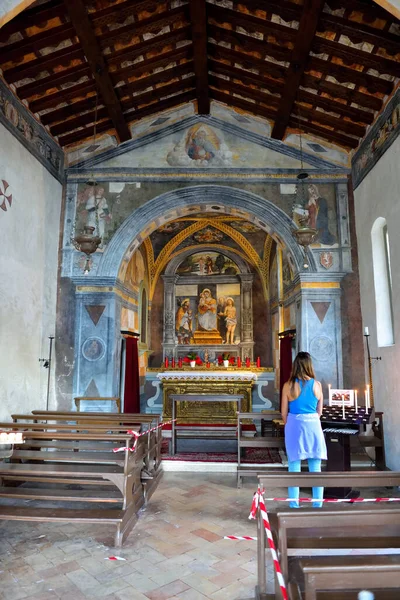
(371, 217, 394, 347)
(140, 288, 147, 344)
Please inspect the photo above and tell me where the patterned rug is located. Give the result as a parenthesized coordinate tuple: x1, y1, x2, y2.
(161, 439, 282, 463)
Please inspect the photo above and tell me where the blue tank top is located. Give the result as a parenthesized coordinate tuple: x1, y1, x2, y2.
(288, 379, 318, 414)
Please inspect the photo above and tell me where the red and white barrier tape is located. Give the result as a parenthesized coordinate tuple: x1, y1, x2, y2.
(112, 419, 176, 453)
(264, 497, 400, 503)
(224, 536, 257, 541)
(249, 486, 288, 600)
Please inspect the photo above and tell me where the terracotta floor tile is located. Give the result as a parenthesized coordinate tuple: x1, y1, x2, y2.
(190, 530, 221, 543)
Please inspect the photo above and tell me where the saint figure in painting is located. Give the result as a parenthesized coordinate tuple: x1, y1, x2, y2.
(176, 299, 192, 344)
(197, 289, 217, 331)
(306, 184, 336, 246)
(85, 186, 111, 244)
(217, 296, 227, 339)
(220, 297, 237, 345)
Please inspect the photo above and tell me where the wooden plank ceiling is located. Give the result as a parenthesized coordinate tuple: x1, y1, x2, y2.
(0, 0, 399, 150)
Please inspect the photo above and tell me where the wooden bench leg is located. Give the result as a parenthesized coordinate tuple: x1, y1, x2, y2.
(114, 503, 138, 548)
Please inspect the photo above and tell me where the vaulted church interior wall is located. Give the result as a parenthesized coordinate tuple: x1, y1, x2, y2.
(0, 122, 62, 419)
(354, 133, 400, 471)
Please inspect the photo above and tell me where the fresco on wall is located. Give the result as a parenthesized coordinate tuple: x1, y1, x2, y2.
(0, 179, 12, 212)
(175, 283, 241, 344)
(292, 182, 337, 247)
(167, 124, 233, 167)
(124, 249, 145, 291)
(98, 124, 317, 169)
(176, 251, 239, 276)
(352, 88, 400, 189)
(270, 256, 278, 302)
(74, 181, 338, 251)
(282, 252, 294, 291)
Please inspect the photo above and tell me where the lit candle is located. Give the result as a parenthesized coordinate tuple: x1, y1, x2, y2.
(328, 383, 332, 406)
(256, 357, 261, 368)
(355, 389, 358, 414)
(366, 385, 370, 411)
(342, 394, 346, 419)
(364, 326, 369, 336)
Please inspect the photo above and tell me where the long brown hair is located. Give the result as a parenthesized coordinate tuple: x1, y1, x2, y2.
(289, 352, 315, 394)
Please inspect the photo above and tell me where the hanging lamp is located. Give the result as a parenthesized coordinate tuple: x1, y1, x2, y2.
(71, 92, 102, 274)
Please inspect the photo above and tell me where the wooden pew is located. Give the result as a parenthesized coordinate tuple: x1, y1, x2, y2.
(289, 555, 400, 600)
(255, 472, 400, 600)
(10, 413, 162, 501)
(237, 411, 285, 488)
(0, 429, 144, 546)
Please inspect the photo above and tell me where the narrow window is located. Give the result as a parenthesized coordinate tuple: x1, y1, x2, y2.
(371, 218, 394, 347)
(140, 288, 147, 344)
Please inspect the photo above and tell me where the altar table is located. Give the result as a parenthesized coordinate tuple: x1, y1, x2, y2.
(157, 370, 256, 424)
(170, 394, 243, 455)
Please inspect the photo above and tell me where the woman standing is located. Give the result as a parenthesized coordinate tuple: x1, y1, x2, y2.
(281, 352, 327, 508)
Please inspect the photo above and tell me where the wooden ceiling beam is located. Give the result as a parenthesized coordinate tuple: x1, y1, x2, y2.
(58, 119, 114, 147)
(292, 104, 366, 137)
(307, 56, 394, 95)
(117, 61, 195, 98)
(107, 25, 192, 66)
(29, 80, 96, 114)
(208, 43, 287, 82)
(17, 65, 92, 100)
(0, 0, 66, 42)
(112, 47, 192, 84)
(59, 89, 196, 147)
(91, 0, 166, 29)
(210, 61, 373, 124)
(297, 89, 374, 125)
(319, 13, 400, 56)
(211, 89, 277, 120)
(288, 115, 359, 148)
(99, 5, 189, 49)
(271, 0, 326, 140)
(302, 74, 383, 111)
(313, 37, 400, 77)
(41, 94, 99, 126)
(51, 77, 196, 137)
(209, 75, 280, 109)
(3, 43, 84, 83)
(189, 0, 210, 114)
(51, 107, 109, 137)
(122, 77, 196, 113)
(0, 23, 75, 64)
(210, 26, 391, 95)
(209, 59, 284, 95)
(209, 25, 290, 64)
(208, 4, 296, 43)
(63, 0, 130, 144)
(123, 89, 197, 123)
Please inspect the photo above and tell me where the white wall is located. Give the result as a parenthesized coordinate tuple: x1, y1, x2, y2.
(354, 134, 400, 470)
(0, 123, 63, 420)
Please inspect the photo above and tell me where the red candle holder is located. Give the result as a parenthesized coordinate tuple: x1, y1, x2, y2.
(171, 358, 176, 368)
(164, 357, 169, 368)
(245, 357, 250, 368)
(206, 362, 210, 368)
(256, 356, 261, 368)
(237, 357, 242, 368)
(178, 358, 183, 368)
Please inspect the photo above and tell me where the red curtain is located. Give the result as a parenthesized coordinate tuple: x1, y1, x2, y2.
(123, 336, 140, 413)
(279, 336, 293, 411)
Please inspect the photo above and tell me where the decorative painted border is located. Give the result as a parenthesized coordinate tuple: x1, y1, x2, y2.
(69, 114, 346, 172)
(352, 87, 400, 189)
(66, 168, 349, 183)
(0, 78, 64, 183)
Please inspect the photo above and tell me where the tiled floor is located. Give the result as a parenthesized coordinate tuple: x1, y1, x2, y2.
(0, 473, 275, 600)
